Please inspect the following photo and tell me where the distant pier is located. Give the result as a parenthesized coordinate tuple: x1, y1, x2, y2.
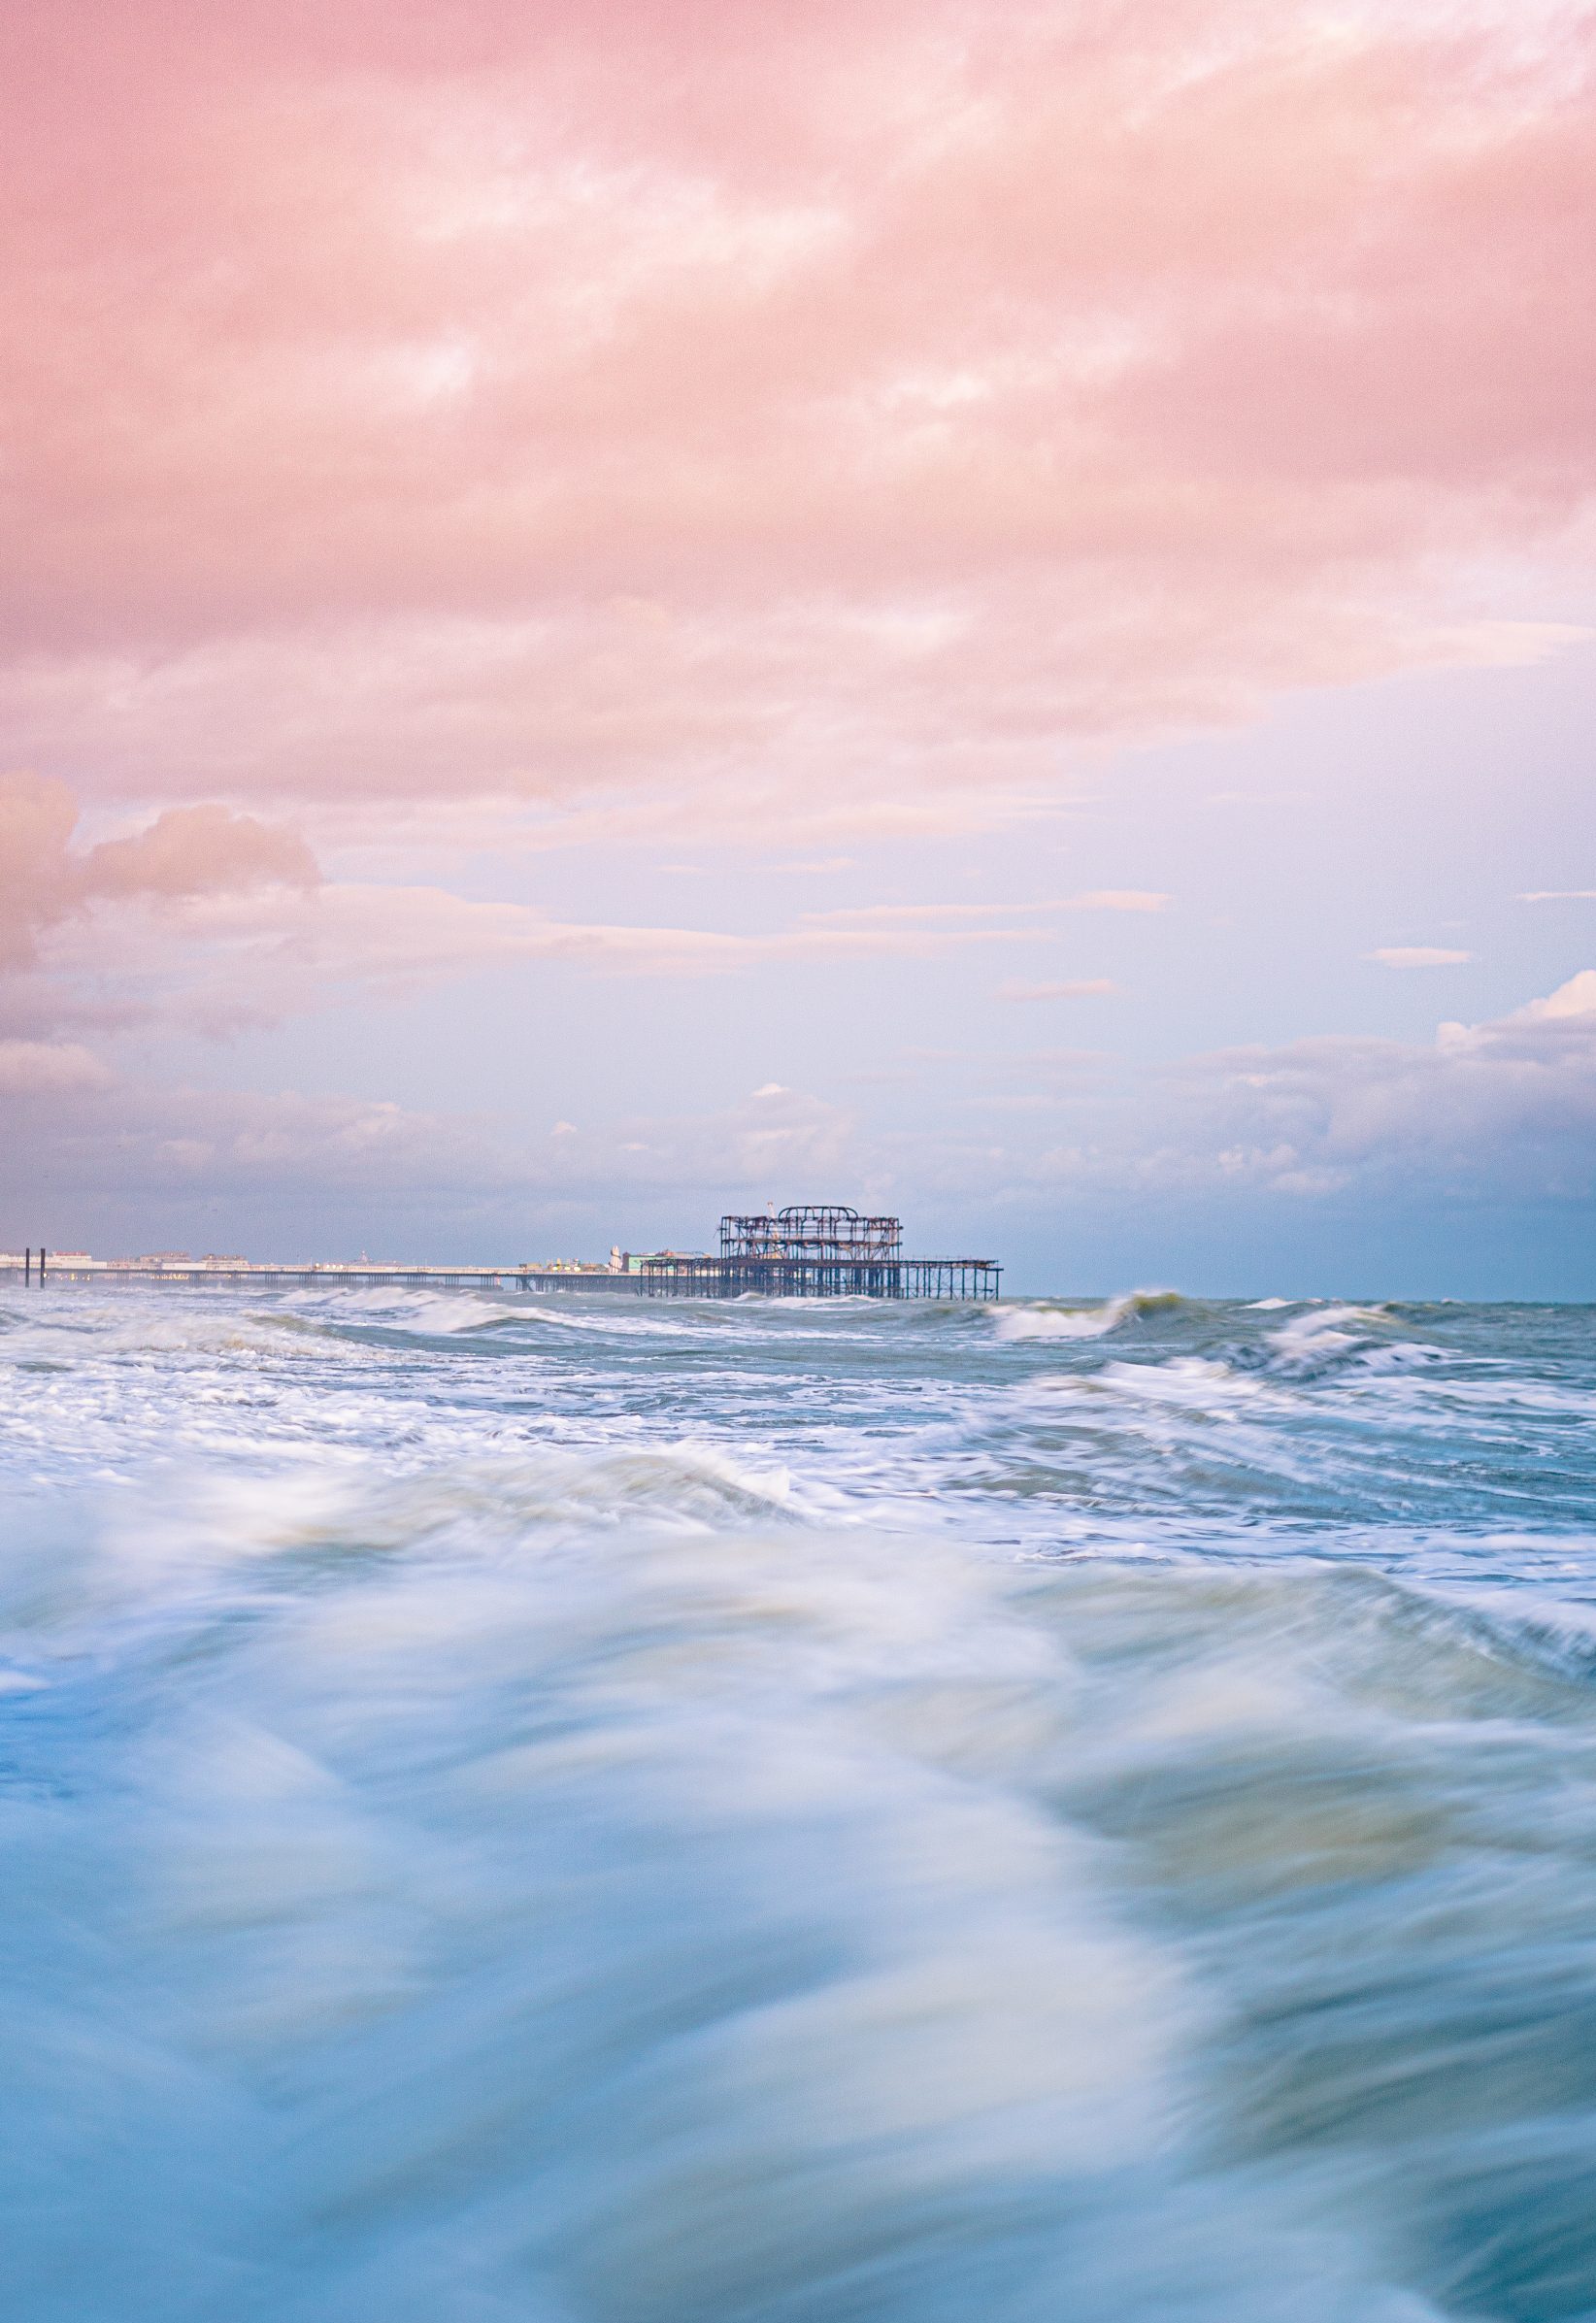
(4, 1206, 1001, 1302)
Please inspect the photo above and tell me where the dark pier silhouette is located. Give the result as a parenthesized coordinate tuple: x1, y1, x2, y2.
(638, 1208, 1000, 1299)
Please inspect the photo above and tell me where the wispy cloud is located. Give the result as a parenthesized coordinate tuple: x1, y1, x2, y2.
(1366, 947, 1473, 968)
(803, 892, 1168, 928)
(1061, 892, 1169, 915)
(7, 775, 1051, 1041)
(996, 979, 1120, 1002)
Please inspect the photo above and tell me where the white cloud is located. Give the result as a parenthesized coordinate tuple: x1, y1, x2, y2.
(1509, 968, 1596, 1024)
(1518, 890, 1596, 903)
(1168, 970, 1596, 1199)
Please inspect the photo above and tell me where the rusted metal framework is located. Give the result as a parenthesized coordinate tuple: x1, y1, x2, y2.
(720, 1207, 903, 1264)
(715, 1205, 903, 1295)
(639, 1206, 1000, 1300)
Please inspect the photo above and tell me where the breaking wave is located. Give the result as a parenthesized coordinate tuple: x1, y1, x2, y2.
(994, 1289, 1189, 1341)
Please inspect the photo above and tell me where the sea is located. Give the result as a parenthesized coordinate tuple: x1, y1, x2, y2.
(3, 1281, 1595, 2322)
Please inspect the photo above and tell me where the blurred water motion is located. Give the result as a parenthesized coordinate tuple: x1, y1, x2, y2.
(2, 1285, 1595, 2320)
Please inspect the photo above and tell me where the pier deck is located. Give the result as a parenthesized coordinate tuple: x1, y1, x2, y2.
(11, 1257, 1001, 1300)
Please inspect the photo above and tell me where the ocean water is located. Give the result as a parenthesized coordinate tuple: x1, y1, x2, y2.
(3, 1284, 1596, 2323)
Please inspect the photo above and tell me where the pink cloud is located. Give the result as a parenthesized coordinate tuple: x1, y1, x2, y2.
(81, 805, 317, 903)
(0, 1040, 113, 1096)
(0, 2, 1590, 825)
(0, 774, 78, 968)
(0, 773, 316, 976)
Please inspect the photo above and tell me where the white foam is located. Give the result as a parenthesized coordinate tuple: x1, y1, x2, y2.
(280, 1284, 521, 1334)
(1262, 1303, 1390, 1373)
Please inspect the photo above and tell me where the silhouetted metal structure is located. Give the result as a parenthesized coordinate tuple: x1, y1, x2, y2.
(639, 1206, 999, 1300)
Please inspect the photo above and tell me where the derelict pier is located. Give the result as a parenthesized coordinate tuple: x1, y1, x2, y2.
(637, 1207, 1000, 1299)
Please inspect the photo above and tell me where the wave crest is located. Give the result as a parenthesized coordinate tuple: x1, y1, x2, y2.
(994, 1289, 1188, 1342)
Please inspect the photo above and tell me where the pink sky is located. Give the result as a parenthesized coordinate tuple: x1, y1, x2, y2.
(3, 0, 1595, 1285)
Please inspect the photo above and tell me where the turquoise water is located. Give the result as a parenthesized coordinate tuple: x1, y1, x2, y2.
(3, 1284, 1595, 2321)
